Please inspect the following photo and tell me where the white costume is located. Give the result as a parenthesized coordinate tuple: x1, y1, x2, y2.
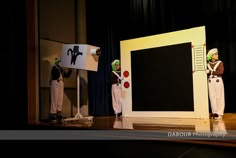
(207, 48, 225, 119)
(49, 58, 72, 122)
(50, 70, 64, 115)
(111, 59, 123, 117)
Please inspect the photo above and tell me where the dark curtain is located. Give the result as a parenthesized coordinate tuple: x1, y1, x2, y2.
(86, 1, 121, 116)
(2, 0, 28, 128)
(86, 0, 236, 115)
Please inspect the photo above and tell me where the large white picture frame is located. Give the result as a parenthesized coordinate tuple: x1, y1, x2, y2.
(120, 26, 209, 118)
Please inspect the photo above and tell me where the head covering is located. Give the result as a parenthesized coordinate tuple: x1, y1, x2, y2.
(55, 57, 61, 65)
(207, 48, 218, 61)
(111, 59, 120, 71)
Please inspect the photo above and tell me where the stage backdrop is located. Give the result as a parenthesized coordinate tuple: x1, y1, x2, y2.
(120, 26, 209, 118)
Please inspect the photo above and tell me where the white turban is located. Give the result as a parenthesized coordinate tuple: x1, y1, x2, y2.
(207, 48, 218, 61)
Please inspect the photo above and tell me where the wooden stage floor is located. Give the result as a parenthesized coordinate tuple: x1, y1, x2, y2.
(33, 113, 236, 147)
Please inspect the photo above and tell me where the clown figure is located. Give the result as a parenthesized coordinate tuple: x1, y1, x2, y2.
(206, 48, 225, 120)
(111, 59, 124, 117)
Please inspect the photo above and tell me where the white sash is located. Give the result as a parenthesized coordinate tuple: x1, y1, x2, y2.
(208, 61, 221, 78)
(112, 71, 121, 78)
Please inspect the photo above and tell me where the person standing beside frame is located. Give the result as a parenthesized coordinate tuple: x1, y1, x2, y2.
(206, 48, 225, 120)
(111, 59, 124, 117)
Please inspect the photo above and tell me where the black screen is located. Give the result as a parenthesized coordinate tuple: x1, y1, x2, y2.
(131, 42, 194, 111)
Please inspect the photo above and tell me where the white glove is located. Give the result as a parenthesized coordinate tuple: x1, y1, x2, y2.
(206, 69, 210, 74)
(118, 76, 124, 80)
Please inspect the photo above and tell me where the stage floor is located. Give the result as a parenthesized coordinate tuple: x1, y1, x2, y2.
(32, 113, 236, 147)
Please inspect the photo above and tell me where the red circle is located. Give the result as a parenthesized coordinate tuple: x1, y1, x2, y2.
(124, 81, 130, 88)
(123, 71, 129, 77)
